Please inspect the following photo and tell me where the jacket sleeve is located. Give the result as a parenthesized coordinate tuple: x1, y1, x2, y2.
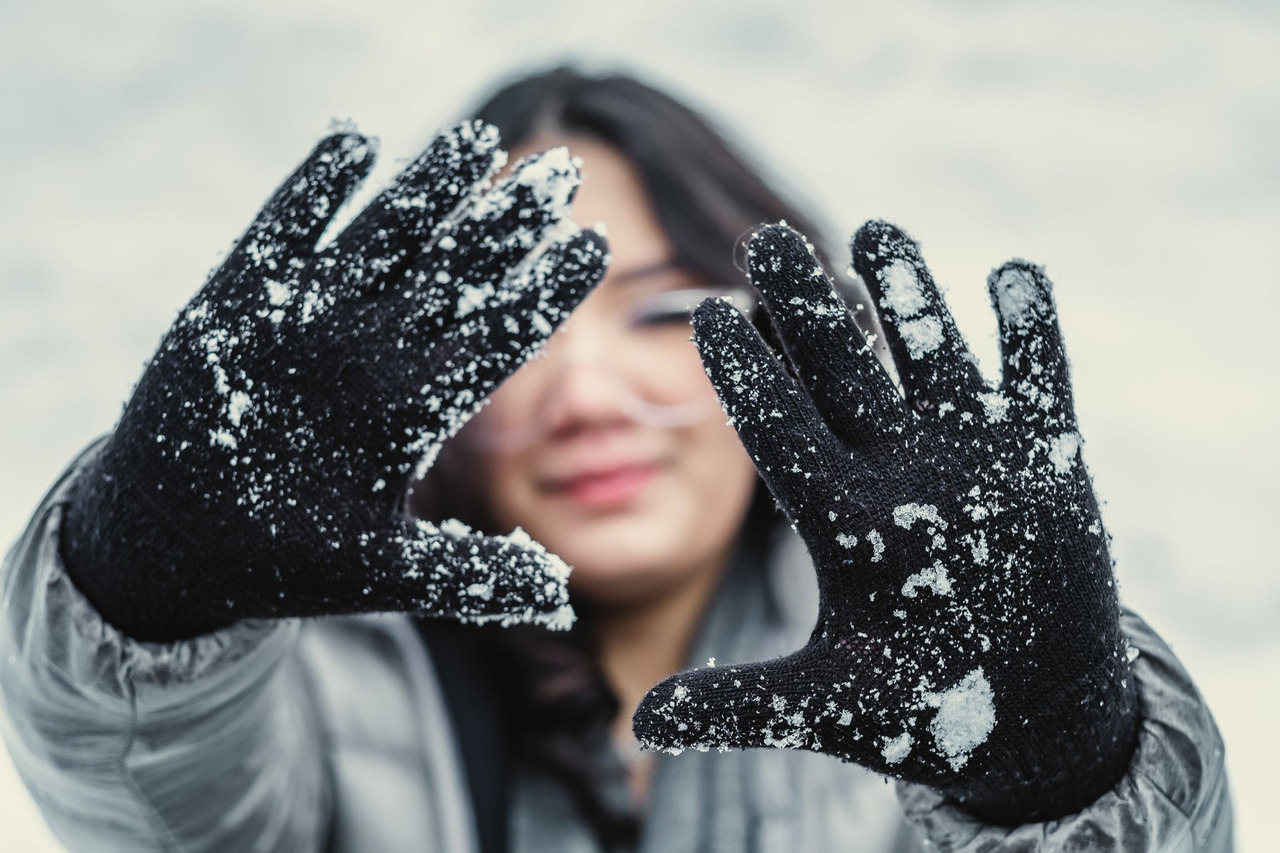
(0, 442, 330, 853)
(894, 610, 1234, 852)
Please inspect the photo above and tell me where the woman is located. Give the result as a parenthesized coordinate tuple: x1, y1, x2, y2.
(0, 68, 1232, 852)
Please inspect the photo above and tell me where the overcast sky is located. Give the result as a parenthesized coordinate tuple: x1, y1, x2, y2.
(1, 2, 1276, 849)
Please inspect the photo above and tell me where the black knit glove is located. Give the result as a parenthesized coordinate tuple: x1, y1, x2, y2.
(61, 123, 608, 642)
(633, 222, 1138, 824)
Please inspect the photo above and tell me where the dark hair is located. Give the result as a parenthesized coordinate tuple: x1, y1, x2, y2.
(474, 66, 843, 294)
(409, 66, 864, 852)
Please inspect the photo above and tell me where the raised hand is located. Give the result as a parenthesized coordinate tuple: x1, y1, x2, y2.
(633, 221, 1138, 824)
(62, 123, 608, 641)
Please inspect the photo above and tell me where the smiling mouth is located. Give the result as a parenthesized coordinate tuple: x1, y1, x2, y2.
(546, 462, 662, 509)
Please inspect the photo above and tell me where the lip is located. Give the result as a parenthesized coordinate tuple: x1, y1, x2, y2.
(542, 461, 663, 509)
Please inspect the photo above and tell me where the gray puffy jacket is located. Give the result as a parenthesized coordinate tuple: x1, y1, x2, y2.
(0, 446, 1235, 852)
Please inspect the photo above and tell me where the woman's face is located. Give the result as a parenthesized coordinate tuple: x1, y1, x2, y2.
(462, 134, 760, 608)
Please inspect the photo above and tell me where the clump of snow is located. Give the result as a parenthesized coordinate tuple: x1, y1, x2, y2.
(412, 442, 443, 482)
(500, 526, 573, 584)
(504, 526, 537, 549)
(898, 316, 944, 359)
(867, 529, 885, 562)
(992, 265, 1043, 328)
(209, 428, 237, 449)
(264, 279, 292, 307)
(438, 517, 472, 538)
(226, 390, 253, 427)
(529, 311, 552, 336)
(924, 668, 996, 770)
(879, 261, 927, 317)
(517, 147, 578, 218)
(836, 533, 858, 549)
(968, 530, 989, 565)
(455, 282, 493, 317)
(976, 392, 1011, 423)
(901, 560, 953, 598)
(1048, 431, 1081, 473)
(298, 285, 331, 324)
(893, 503, 947, 531)
(541, 604, 576, 632)
(882, 731, 914, 764)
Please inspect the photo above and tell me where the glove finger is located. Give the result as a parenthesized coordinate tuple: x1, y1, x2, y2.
(426, 226, 609, 415)
(385, 228, 608, 474)
(632, 648, 838, 754)
(635, 646, 998, 786)
(398, 148, 582, 329)
(391, 518, 575, 630)
(745, 223, 908, 441)
(327, 121, 506, 290)
(691, 297, 852, 541)
(270, 518, 576, 629)
(987, 261, 1076, 428)
(234, 130, 376, 273)
(851, 221, 984, 411)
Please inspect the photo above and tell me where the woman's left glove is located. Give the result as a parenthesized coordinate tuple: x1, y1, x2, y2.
(633, 221, 1138, 825)
(61, 123, 608, 642)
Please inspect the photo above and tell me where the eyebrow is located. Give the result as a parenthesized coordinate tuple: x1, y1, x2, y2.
(609, 258, 682, 285)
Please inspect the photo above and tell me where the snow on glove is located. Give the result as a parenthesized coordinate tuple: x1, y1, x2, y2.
(633, 221, 1139, 824)
(61, 122, 608, 642)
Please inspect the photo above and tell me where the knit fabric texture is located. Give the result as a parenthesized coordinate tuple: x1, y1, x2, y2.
(633, 221, 1138, 825)
(61, 123, 607, 641)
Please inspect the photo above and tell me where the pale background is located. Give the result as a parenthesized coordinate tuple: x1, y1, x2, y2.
(1, 0, 1276, 850)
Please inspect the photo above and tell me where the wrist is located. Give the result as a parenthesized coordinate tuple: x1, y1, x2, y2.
(896, 612, 1228, 848)
(939, 653, 1140, 825)
(60, 443, 233, 642)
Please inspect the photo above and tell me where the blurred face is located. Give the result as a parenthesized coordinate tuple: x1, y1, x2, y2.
(461, 135, 760, 608)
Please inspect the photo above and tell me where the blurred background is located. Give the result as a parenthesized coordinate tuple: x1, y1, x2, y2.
(1, 0, 1276, 849)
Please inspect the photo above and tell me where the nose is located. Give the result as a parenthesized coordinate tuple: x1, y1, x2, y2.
(535, 314, 635, 438)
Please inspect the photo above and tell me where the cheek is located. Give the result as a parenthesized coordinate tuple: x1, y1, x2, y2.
(636, 334, 715, 404)
(469, 365, 539, 433)
(674, 415, 759, 523)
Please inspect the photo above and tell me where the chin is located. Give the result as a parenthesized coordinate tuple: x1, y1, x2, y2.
(568, 562, 687, 610)
(553, 524, 695, 608)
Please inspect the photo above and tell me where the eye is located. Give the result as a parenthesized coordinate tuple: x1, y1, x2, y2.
(628, 287, 757, 329)
(631, 304, 694, 328)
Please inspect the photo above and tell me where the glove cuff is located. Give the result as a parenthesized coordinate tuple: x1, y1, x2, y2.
(60, 439, 235, 642)
(940, 650, 1141, 825)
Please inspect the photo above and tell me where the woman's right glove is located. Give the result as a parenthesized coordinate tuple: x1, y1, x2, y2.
(61, 122, 608, 642)
(634, 222, 1138, 825)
